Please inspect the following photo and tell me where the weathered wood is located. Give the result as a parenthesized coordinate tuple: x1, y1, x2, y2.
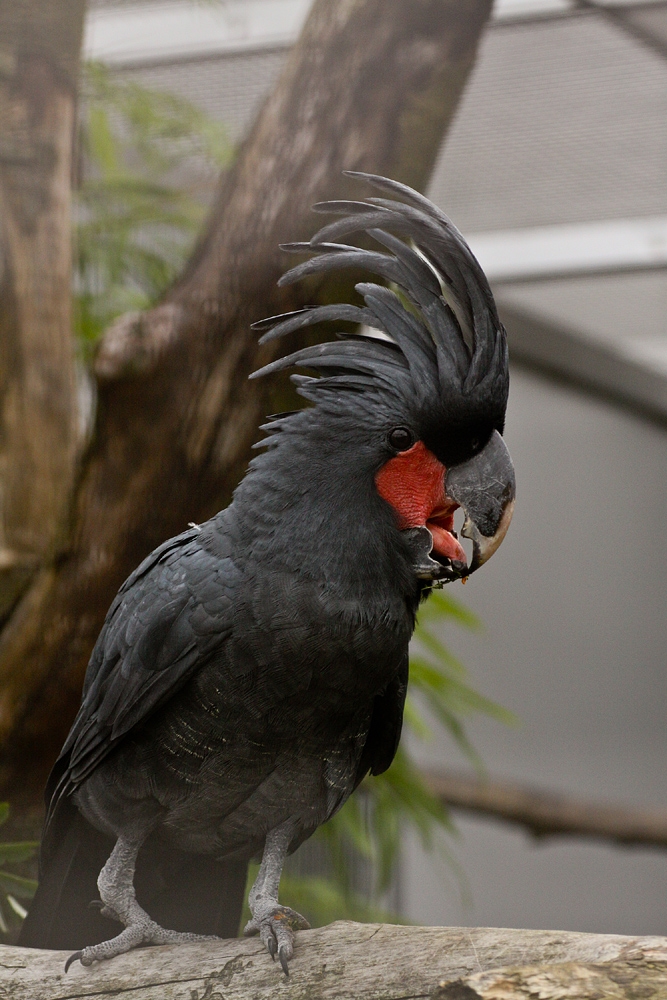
(0, 0, 494, 804)
(3, 922, 667, 999)
(424, 767, 667, 850)
(439, 956, 667, 999)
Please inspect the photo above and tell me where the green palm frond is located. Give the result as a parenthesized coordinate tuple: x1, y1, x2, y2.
(0, 805, 37, 939)
(74, 62, 233, 354)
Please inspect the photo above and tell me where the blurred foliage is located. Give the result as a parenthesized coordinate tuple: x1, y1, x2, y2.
(0, 804, 38, 940)
(243, 864, 402, 932)
(7, 70, 511, 936)
(267, 589, 514, 927)
(74, 61, 233, 355)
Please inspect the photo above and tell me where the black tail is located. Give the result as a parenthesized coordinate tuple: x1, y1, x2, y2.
(19, 798, 248, 949)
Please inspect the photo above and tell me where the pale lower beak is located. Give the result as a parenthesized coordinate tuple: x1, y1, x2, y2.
(445, 430, 516, 573)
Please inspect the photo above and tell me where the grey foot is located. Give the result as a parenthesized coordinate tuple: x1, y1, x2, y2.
(244, 905, 310, 975)
(65, 918, 219, 971)
(88, 898, 121, 922)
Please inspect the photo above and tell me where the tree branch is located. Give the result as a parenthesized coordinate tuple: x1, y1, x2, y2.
(5, 922, 667, 999)
(423, 767, 667, 850)
(0, 0, 494, 803)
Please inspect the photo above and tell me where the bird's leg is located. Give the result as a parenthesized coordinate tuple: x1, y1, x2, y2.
(66, 834, 219, 971)
(243, 821, 310, 974)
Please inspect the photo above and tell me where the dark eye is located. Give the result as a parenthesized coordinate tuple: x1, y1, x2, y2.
(388, 427, 414, 452)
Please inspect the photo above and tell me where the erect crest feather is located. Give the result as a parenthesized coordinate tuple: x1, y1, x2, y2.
(251, 172, 508, 433)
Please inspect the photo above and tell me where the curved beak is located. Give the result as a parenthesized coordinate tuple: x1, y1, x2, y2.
(445, 430, 516, 574)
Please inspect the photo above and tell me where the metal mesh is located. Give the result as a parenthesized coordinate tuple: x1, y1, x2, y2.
(104, 4, 667, 404)
(116, 46, 288, 142)
(430, 8, 667, 231)
(108, 5, 667, 232)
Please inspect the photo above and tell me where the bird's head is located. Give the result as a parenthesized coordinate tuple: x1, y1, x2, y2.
(250, 173, 515, 586)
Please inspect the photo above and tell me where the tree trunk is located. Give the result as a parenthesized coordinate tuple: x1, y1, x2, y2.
(4, 922, 667, 998)
(0, 0, 493, 806)
(0, 1, 84, 622)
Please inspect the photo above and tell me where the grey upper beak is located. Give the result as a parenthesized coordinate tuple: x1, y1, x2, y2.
(445, 430, 516, 573)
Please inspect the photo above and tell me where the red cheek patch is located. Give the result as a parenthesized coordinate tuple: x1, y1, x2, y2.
(375, 441, 467, 564)
(375, 441, 445, 528)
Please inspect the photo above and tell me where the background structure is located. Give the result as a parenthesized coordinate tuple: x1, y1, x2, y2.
(85, 0, 667, 934)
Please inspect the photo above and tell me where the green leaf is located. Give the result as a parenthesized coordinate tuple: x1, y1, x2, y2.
(6, 895, 27, 920)
(0, 872, 37, 899)
(402, 695, 432, 741)
(74, 61, 234, 355)
(418, 589, 481, 630)
(283, 871, 405, 927)
(0, 842, 38, 865)
(411, 628, 467, 678)
(87, 105, 120, 178)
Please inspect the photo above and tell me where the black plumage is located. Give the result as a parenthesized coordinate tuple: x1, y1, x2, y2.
(20, 173, 514, 971)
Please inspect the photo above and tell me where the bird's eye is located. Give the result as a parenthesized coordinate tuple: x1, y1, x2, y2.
(388, 427, 414, 451)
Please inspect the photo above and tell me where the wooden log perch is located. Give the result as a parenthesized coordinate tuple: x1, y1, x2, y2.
(423, 768, 667, 850)
(3, 922, 667, 999)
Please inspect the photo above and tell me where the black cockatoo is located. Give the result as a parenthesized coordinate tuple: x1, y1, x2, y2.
(19, 174, 515, 973)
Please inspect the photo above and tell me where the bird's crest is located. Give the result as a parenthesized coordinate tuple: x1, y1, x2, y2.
(251, 172, 509, 436)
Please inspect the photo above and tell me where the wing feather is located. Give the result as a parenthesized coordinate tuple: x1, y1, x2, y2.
(48, 524, 240, 817)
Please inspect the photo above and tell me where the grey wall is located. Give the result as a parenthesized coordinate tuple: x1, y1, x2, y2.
(402, 365, 667, 935)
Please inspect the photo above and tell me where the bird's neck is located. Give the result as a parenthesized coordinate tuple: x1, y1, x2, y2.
(230, 440, 420, 608)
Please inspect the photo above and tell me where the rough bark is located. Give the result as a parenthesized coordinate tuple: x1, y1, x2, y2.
(0, 0, 493, 804)
(424, 768, 667, 850)
(0, 1, 84, 621)
(4, 922, 667, 999)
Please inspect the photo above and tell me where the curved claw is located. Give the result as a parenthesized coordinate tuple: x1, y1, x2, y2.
(64, 951, 83, 973)
(245, 904, 309, 974)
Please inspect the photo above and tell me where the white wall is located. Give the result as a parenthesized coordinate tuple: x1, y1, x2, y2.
(402, 365, 667, 935)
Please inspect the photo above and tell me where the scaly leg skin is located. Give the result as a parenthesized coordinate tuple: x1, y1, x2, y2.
(65, 835, 219, 971)
(243, 821, 310, 975)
